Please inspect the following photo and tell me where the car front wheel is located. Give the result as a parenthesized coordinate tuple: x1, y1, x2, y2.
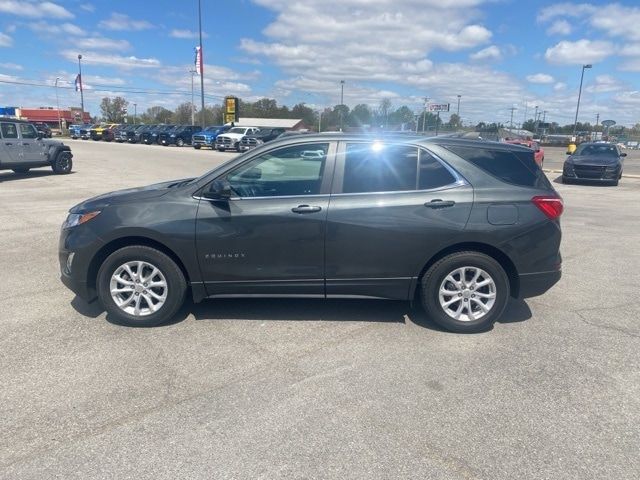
(52, 151, 73, 174)
(97, 246, 187, 327)
(420, 251, 509, 333)
(193, 144, 201, 149)
(176, 138, 185, 147)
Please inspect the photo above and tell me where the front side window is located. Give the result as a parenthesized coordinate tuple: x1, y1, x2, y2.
(224, 143, 329, 197)
(20, 124, 38, 139)
(1, 123, 18, 139)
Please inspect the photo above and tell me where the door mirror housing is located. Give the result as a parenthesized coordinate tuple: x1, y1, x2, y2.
(202, 179, 232, 200)
(620, 152, 627, 157)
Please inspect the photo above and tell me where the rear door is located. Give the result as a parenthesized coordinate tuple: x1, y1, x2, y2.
(325, 141, 474, 300)
(0, 122, 22, 164)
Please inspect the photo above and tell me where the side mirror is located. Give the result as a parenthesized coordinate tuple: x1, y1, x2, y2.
(566, 151, 571, 155)
(202, 179, 232, 200)
(620, 152, 627, 157)
(37, 133, 43, 140)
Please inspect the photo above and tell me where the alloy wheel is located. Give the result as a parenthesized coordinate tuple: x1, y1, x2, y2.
(438, 266, 496, 322)
(109, 261, 168, 317)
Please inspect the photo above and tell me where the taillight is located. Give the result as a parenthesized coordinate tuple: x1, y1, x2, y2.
(532, 195, 563, 219)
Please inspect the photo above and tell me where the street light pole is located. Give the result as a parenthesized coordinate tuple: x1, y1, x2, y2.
(422, 97, 429, 133)
(190, 69, 196, 125)
(133, 103, 137, 124)
(77, 54, 84, 120)
(198, 0, 205, 128)
(318, 110, 322, 132)
(573, 64, 592, 135)
(456, 95, 461, 116)
(54, 77, 62, 134)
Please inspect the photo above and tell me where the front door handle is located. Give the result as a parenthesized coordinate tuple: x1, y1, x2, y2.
(291, 205, 322, 214)
(5, 142, 13, 146)
(425, 199, 456, 209)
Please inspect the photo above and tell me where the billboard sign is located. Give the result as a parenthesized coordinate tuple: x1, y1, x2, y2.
(428, 103, 450, 112)
(224, 96, 239, 123)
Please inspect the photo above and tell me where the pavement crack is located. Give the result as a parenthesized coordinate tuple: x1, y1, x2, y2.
(574, 309, 640, 339)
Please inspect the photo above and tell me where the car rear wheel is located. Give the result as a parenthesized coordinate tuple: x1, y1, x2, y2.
(420, 251, 509, 333)
(12, 168, 30, 174)
(176, 138, 185, 147)
(97, 246, 187, 327)
(193, 144, 201, 150)
(217, 147, 225, 152)
(52, 151, 72, 174)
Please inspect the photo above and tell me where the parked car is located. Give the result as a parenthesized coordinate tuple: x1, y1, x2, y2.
(90, 123, 116, 141)
(562, 142, 626, 186)
(115, 125, 134, 143)
(215, 126, 260, 151)
(146, 125, 176, 145)
(277, 130, 311, 139)
(59, 134, 562, 332)
(126, 125, 145, 143)
(160, 125, 202, 146)
(504, 139, 544, 166)
(78, 124, 92, 140)
(132, 124, 155, 144)
(192, 125, 230, 149)
(139, 124, 163, 145)
(100, 124, 121, 142)
(1, 118, 73, 174)
(33, 122, 53, 138)
(239, 128, 287, 152)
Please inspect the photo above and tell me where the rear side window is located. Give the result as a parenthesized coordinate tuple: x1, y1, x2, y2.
(445, 145, 547, 188)
(1, 123, 18, 139)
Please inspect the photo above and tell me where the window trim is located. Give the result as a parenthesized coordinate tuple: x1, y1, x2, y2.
(332, 141, 467, 195)
(0, 122, 19, 140)
(18, 123, 38, 140)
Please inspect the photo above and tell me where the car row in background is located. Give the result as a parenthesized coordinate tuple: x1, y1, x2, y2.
(562, 142, 626, 186)
(67, 123, 310, 151)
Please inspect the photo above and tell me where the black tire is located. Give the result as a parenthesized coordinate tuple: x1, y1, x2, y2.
(176, 138, 185, 147)
(52, 151, 73, 174)
(217, 147, 225, 152)
(561, 176, 571, 184)
(420, 251, 509, 333)
(193, 144, 201, 150)
(12, 167, 30, 174)
(97, 246, 187, 327)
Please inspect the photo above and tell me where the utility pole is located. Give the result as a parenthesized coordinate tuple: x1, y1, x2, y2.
(318, 110, 322, 132)
(197, 0, 205, 127)
(573, 64, 592, 135)
(456, 95, 461, 116)
(54, 77, 62, 133)
(509, 106, 516, 129)
(133, 103, 137, 124)
(595, 113, 600, 140)
(339, 80, 345, 132)
(77, 54, 84, 120)
(422, 97, 429, 133)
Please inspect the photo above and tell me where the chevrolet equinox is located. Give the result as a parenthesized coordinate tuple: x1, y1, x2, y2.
(59, 135, 562, 332)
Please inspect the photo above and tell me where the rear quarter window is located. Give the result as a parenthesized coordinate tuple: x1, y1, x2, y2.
(444, 145, 550, 189)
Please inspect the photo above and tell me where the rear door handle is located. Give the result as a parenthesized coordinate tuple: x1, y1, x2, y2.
(425, 199, 456, 208)
(5, 142, 12, 146)
(291, 205, 322, 214)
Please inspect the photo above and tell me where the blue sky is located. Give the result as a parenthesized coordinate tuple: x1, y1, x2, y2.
(1, 0, 639, 126)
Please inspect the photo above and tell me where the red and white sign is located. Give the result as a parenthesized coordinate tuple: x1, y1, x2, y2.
(194, 46, 203, 76)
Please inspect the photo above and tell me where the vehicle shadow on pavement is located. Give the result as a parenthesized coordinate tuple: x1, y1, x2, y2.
(0, 171, 75, 182)
(71, 296, 532, 331)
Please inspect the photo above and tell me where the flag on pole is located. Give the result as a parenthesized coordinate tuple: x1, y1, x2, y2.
(74, 74, 82, 92)
(194, 46, 203, 75)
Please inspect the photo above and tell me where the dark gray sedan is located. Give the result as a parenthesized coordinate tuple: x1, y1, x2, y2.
(563, 142, 626, 186)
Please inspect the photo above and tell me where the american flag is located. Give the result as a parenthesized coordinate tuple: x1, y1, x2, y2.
(194, 46, 203, 75)
(74, 74, 82, 92)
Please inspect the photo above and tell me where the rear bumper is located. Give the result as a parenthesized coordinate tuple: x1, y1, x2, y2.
(518, 270, 561, 299)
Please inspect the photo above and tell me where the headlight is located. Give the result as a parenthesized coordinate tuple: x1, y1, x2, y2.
(62, 211, 101, 229)
(170, 134, 176, 137)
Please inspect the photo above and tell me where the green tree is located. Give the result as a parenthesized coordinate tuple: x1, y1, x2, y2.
(173, 102, 194, 124)
(389, 105, 415, 127)
(100, 96, 128, 122)
(143, 106, 173, 124)
(348, 104, 372, 127)
(447, 113, 462, 129)
(290, 103, 317, 128)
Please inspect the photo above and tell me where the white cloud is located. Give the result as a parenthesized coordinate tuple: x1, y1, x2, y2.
(0, 31, 12, 47)
(546, 19, 572, 35)
(169, 29, 209, 39)
(98, 13, 153, 31)
(80, 3, 94, 12)
(61, 50, 161, 69)
(554, 82, 567, 91)
(585, 74, 623, 93)
(76, 37, 131, 50)
(28, 21, 86, 36)
(526, 73, 555, 84)
(0, 62, 22, 70)
(537, 3, 596, 23)
(469, 45, 501, 61)
(544, 39, 613, 65)
(0, 0, 73, 18)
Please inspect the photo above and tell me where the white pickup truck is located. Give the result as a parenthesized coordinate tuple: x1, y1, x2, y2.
(215, 126, 260, 152)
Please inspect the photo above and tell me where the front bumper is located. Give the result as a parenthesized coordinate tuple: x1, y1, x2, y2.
(563, 164, 620, 182)
(58, 225, 103, 303)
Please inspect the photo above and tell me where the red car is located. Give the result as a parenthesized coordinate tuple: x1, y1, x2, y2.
(504, 139, 544, 167)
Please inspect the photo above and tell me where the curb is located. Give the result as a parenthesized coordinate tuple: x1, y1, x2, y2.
(543, 169, 640, 179)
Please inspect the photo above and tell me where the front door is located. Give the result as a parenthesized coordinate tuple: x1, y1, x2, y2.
(18, 123, 47, 163)
(196, 142, 336, 297)
(325, 142, 474, 300)
(0, 122, 22, 164)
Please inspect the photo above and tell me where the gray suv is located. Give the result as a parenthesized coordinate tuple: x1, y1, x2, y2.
(59, 134, 562, 332)
(1, 119, 73, 175)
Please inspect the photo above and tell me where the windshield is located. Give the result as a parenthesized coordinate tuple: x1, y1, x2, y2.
(205, 126, 222, 132)
(575, 144, 618, 157)
(228, 127, 247, 134)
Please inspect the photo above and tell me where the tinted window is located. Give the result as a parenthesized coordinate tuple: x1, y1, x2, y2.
(575, 144, 618, 157)
(445, 145, 543, 188)
(343, 144, 418, 193)
(1, 123, 18, 139)
(419, 150, 456, 190)
(225, 143, 329, 197)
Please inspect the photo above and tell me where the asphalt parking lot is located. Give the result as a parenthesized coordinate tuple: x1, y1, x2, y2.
(1, 140, 638, 479)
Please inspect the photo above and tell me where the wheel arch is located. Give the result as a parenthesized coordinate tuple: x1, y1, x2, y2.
(86, 236, 194, 298)
(412, 242, 520, 300)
